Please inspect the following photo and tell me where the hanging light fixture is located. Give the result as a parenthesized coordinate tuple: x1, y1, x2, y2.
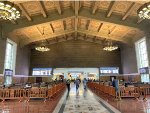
(137, 2, 150, 19)
(35, 44, 50, 52)
(35, 27, 50, 52)
(0, 1, 21, 20)
(103, 29, 118, 51)
(103, 40, 118, 51)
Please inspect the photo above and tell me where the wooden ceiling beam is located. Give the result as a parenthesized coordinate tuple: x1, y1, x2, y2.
(45, 39, 50, 44)
(84, 34, 88, 40)
(122, 2, 136, 20)
(21, 29, 75, 46)
(120, 29, 131, 39)
(79, 1, 83, 9)
(74, 32, 78, 40)
(36, 27, 43, 36)
(75, 1, 80, 16)
(31, 36, 102, 45)
(55, 37, 59, 42)
(74, 1, 79, 39)
(78, 29, 129, 43)
(2, 9, 75, 33)
(106, 1, 116, 17)
(92, 1, 99, 14)
(63, 20, 66, 30)
(38, 1, 47, 18)
(63, 35, 68, 40)
(75, 18, 78, 37)
(78, 36, 102, 45)
(97, 23, 103, 32)
(50, 23, 55, 33)
(21, 31, 30, 39)
(62, 20, 67, 40)
(86, 20, 90, 30)
(71, 1, 75, 10)
(71, 18, 74, 29)
(31, 36, 102, 46)
(109, 26, 116, 34)
(93, 36, 97, 42)
(78, 8, 147, 29)
(75, 18, 78, 31)
(10, 1, 27, 4)
(55, 1, 62, 15)
(17, 3, 32, 21)
(3, 8, 148, 34)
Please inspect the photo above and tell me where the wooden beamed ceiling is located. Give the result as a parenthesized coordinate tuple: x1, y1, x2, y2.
(1, 1, 149, 47)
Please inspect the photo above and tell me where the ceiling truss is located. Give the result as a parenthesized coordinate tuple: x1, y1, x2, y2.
(1, 1, 148, 47)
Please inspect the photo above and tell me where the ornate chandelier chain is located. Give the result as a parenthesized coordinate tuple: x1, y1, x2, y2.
(35, 27, 50, 52)
(103, 29, 118, 51)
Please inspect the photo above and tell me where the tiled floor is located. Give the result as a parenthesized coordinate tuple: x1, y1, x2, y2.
(63, 87, 109, 113)
(55, 83, 120, 113)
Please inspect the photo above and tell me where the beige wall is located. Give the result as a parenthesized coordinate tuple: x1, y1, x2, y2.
(0, 38, 30, 83)
(0, 39, 6, 74)
(121, 43, 138, 74)
(0, 38, 30, 75)
(15, 46, 30, 76)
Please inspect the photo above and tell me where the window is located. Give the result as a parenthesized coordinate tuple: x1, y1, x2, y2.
(4, 39, 17, 75)
(135, 37, 149, 82)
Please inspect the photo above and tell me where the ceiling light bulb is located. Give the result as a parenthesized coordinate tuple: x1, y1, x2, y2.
(12, 7, 16, 11)
(138, 2, 150, 19)
(0, 2, 4, 6)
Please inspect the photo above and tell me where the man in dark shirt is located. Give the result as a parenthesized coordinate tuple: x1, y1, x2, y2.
(66, 79, 71, 91)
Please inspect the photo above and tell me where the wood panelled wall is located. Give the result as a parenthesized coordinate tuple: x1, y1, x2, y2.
(30, 40, 122, 74)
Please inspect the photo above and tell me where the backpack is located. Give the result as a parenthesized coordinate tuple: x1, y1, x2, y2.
(66, 80, 70, 84)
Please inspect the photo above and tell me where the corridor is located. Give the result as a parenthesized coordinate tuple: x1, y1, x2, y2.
(53, 83, 120, 113)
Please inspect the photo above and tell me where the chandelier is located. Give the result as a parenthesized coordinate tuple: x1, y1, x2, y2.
(137, 2, 150, 19)
(35, 45, 50, 52)
(35, 27, 50, 52)
(103, 40, 118, 51)
(103, 29, 118, 51)
(0, 1, 21, 20)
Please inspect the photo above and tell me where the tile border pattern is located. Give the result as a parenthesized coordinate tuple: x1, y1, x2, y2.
(55, 88, 121, 113)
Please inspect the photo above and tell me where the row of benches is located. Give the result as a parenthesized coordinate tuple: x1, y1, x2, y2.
(88, 82, 117, 99)
(88, 82, 150, 100)
(0, 83, 66, 102)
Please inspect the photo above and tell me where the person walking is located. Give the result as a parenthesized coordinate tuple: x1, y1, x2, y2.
(83, 78, 87, 90)
(66, 79, 71, 92)
(75, 78, 80, 91)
